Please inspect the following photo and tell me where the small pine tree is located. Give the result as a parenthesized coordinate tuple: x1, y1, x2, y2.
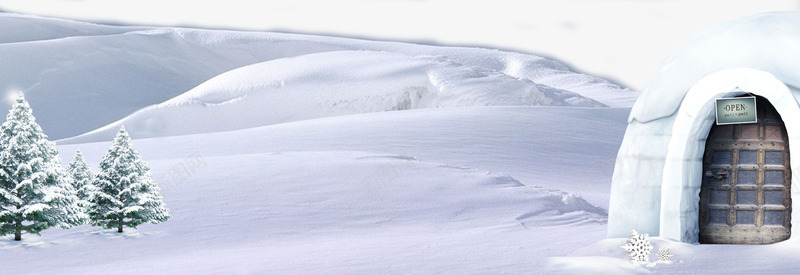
(89, 126, 170, 232)
(0, 92, 87, 241)
(67, 150, 94, 209)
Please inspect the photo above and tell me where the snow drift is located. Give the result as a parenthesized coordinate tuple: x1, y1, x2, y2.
(63, 50, 615, 142)
(0, 13, 634, 142)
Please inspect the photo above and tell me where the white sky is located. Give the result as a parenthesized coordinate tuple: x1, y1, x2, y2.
(0, 0, 797, 91)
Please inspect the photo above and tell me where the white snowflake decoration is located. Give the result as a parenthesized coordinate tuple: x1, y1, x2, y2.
(620, 229, 653, 264)
(656, 248, 672, 262)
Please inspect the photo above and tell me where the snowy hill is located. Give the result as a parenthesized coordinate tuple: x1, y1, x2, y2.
(0, 13, 634, 141)
(63, 49, 629, 143)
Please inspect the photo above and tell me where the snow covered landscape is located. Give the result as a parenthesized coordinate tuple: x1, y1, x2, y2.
(1, 1, 800, 274)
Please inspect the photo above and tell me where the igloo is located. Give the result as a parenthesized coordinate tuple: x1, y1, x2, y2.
(608, 11, 800, 244)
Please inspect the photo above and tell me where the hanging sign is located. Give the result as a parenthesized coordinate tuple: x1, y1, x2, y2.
(715, 96, 757, 125)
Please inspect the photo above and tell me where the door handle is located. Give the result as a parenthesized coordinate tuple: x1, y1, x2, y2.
(705, 170, 728, 180)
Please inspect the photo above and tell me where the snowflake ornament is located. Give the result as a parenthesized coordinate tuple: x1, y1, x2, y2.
(620, 230, 653, 264)
(656, 248, 672, 262)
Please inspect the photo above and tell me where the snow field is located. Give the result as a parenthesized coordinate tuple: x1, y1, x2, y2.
(26, 106, 615, 273)
(63, 106, 630, 208)
(20, 151, 607, 273)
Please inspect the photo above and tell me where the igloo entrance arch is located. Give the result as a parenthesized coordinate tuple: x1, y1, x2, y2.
(660, 68, 800, 243)
(608, 68, 800, 243)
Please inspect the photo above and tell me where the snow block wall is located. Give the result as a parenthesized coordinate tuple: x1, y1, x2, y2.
(608, 11, 800, 243)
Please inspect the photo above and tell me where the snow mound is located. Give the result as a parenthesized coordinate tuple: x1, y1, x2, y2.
(0, 24, 350, 140)
(63, 50, 614, 142)
(515, 191, 608, 227)
(0, 13, 634, 141)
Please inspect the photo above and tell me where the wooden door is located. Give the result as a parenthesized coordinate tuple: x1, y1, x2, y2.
(699, 96, 792, 244)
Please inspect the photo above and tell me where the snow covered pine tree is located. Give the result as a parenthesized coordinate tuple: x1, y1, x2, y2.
(67, 150, 95, 208)
(89, 126, 170, 232)
(0, 92, 86, 241)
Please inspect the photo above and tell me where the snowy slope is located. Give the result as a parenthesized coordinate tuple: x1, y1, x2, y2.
(62, 49, 629, 143)
(0, 13, 634, 141)
(0, 13, 353, 140)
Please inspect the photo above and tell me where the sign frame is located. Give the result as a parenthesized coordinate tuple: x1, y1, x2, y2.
(715, 96, 757, 125)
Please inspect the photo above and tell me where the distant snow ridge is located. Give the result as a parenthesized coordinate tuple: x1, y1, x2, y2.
(69, 50, 612, 141)
(165, 50, 613, 110)
(0, 13, 635, 142)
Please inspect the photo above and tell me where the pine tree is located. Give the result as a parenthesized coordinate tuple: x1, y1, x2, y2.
(67, 150, 94, 209)
(89, 126, 170, 232)
(0, 92, 86, 241)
